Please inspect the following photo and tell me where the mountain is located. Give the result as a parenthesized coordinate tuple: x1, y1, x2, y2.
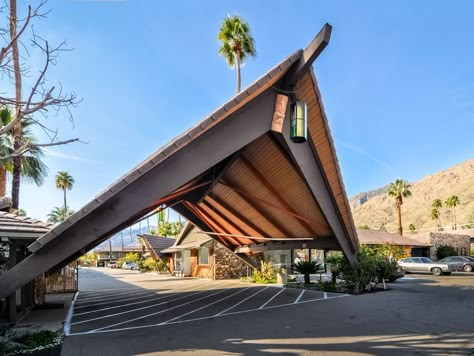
(350, 158, 474, 234)
(95, 225, 158, 249)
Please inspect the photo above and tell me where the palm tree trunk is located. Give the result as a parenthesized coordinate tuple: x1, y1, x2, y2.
(453, 207, 457, 230)
(397, 204, 403, 236)
(236, 53, 241, 93)
(0, 165, 6, 197)
(63, 188, 67, 219)
(9, 0, 22, 209)
(304, 273, 310, 285)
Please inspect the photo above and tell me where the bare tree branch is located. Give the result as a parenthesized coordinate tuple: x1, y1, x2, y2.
(0, 137, 79, 161)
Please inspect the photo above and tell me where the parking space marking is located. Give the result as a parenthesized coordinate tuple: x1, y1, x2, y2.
(258, 288, 284, 309)
(159, 287, 253, 325)
(87, 284, 233, 333)
(323, 292, 327, 299)
(215, 286, 269, 316)
(294, 290, 305, 304)
(73, 280, 221, 316)
(68, 292, 350, 336)
(72, 288, 211, 326)
(75, 289, 154, 304)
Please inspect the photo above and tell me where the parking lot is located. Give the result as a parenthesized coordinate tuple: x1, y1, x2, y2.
(67, 271, 347, 336)
(62, 268, 474, 355)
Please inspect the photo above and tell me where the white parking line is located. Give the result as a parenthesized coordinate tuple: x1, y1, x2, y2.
(323, 292, 327, 299)
(159, 287, 253, 325)
(64, 291, 79, 336)
(258, 288, 284, 309)
(75, 289, 154, 304)
(68, 293, 350, 336)
(74, 280, 217, 314)
(71, 284, 228, 326)
(76, 284, 216, 315)
(294, 290, 305, 304)
(214, 287, 268, 316)
(88, 285, 233, 333)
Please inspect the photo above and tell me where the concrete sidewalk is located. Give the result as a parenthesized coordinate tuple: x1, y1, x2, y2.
(10, 293, 74, 336)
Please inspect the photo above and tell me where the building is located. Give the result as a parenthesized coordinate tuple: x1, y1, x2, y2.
(94, 245, 143, 266)
(139, 234, 176, 270)
(0, 24, 360, 301)
(161, 223, 250, 279)
(356, 228, 431, 257)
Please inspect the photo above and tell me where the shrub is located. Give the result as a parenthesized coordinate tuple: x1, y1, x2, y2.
(2, 330, 63, 355)
(293, 260, 323, 285)
(326, 252, 345, 288)
(139, 257, 167, 272)
(317, 280, 336, 292)
(436, 245, 457, 260)
(252, 261, 277, 284)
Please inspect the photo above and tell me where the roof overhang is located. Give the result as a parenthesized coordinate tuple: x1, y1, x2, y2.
(0, 23, 359, 300)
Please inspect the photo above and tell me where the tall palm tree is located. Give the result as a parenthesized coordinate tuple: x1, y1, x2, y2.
(218, 14, 257, 93)
(445, 195, 460, 230)
(387, 178, 412, 236)
(431, 199, 443, 230)
(55, 171, 74, 220)
(431, 208, 440, 230)
(0, 107, 48, 197)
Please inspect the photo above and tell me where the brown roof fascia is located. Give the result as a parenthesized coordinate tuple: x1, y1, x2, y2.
(29, 50, 303, 253)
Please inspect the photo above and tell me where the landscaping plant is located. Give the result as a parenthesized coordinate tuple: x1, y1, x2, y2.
(436, 245, 457, 260)
(252, 260, 277, 284)
(293, 260, 323, 285)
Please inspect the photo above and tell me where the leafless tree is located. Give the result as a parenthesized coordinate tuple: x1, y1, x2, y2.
(0, 0, 80, 208)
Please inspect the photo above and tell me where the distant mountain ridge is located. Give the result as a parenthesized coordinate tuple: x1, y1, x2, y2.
(96, 225, 158, 249)
(350, 158, 474, 234)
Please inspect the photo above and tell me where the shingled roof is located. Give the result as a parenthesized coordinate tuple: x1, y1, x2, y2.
(0, 211, 52, 239)
(139, 234, 176, 259)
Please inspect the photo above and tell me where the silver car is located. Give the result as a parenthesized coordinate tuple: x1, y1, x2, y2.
(398, 257, 454, 276)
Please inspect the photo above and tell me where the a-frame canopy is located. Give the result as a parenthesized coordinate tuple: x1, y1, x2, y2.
(0, 24, 359, 299)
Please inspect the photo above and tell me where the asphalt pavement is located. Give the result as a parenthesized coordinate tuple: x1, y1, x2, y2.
(62, 268, 474, 355)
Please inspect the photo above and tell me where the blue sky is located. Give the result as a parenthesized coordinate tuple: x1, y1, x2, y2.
(14, 0, 474, 221)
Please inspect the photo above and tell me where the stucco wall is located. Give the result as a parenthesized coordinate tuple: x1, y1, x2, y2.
(429, 232, 471, 260)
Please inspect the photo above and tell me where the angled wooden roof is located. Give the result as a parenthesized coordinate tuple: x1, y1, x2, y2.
(0, 211, 52, 239)
(161, 224, 212, 253)
(0, 24, 359, 299)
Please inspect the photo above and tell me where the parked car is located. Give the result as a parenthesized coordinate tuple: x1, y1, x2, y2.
(398, 257, 454, 276)
(387, 265, 406, 282)
(439, 256, 474, 272)
(108, 261, 117, 268)
(122, 262, 137, 270)
(97, 261, 105, 268)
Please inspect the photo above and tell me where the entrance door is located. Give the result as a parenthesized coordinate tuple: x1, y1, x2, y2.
(182, 250, 191, 276)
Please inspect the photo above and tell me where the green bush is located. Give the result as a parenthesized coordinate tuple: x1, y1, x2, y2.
(139, 257, 167, 272)
(293, 260, 323, 285)
(252, 261, 277, 284)
(436, 245, 457, 260)
(317, 280, 336, 292)
(2, 330, 63, 355)
(326, 252, 345, 288)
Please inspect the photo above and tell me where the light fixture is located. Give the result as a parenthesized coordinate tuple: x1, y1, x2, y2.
(290, 101, 307, 143)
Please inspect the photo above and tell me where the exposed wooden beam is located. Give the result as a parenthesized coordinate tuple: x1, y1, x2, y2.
(271, 94, 288, 133)
(197, 153, 240, 204)
(220, 180, 295, 238)
(239, 155, 320, 237)
(205, 196, 269, 238)
(200, 200, 254, 245)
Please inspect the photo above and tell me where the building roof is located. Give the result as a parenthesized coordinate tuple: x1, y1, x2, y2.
(0, 211, 52, 239)
(161, 224, 212, 253)
(139, 234, 176, 259)
(0, 24, 360, 299)
(94, 245, 142, 253)
(357, 229, 432, 247)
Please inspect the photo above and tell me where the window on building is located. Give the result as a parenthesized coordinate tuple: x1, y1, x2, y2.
(199, 247, 209, 265)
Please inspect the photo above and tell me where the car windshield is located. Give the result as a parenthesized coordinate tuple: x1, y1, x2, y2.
(420, 257, 433, 263)
(466, 257, 474, 261)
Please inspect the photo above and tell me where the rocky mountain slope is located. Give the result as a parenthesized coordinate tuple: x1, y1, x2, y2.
(350, 158, 474, 234)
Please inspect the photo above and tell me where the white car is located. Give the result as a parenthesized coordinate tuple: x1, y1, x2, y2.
(398, 257, 454, 276)
(122, 262, 137, 270)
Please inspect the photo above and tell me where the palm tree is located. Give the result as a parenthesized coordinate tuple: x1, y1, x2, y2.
(431, 208, 440, 230)
(55, 171, 74, 220)
(293, 260, 323, 285)
(445, 195, 461, 230)
(218, 14, 257, 93)
(0, 107, 48, 197)
(387, 178, 412, 236)
(47, 206, 74, 224)
(431, 199, 443, 230)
